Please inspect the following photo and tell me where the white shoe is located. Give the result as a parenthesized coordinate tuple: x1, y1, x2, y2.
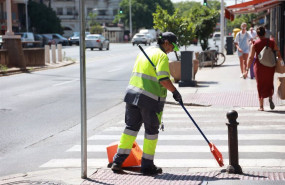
(240, 74, 243, 78)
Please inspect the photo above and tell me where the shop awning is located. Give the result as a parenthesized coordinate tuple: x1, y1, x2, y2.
(225, 0, 282, 20)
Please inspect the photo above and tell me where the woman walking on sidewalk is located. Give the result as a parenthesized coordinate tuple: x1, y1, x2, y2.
(234, 22, 253, 78)
(243, 26, 283, 111)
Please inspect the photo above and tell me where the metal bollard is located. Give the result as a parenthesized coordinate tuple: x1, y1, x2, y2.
(44, 45, 50, 64)
(51, 44, 56, 64)
(57, 44, 62, 62)
(226, 110, 243, 174)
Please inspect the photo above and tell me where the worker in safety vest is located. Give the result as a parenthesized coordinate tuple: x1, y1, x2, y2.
(111, 32, 182, 175)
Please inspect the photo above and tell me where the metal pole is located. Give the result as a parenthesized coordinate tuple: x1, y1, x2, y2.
(220, 0, 224, 54)
(129, 0, 132, 38)
(5, 0, 14, 36)
(79, 0, 87, 179)
(25, 0, 28, 32)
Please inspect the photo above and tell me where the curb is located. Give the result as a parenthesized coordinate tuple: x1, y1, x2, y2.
(165, 101, 211, 107)
(0, 61, 75, 77)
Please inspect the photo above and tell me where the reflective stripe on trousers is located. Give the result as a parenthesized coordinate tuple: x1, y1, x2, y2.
(117, 128, 138, 155)
(143, 133, 158, 160)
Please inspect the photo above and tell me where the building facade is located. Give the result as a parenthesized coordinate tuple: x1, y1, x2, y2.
(44, 0, 122, 38)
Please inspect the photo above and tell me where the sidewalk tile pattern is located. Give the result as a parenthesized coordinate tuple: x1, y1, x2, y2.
(81, 169, 285, 185)
(184, 91, 283, 107)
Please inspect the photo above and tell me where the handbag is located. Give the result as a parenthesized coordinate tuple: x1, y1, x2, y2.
(275, 60, 285, 74)
(277, 77, 285, 100)
(258, 39, 277, 67)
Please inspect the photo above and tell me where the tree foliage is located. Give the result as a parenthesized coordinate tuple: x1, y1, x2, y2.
(28, 1, 63, 34)
(226, 14, 257, 33)
(187, 6, 219, 50)
(153, 6, 195, 50)
(115, 0, 174, 32)
(88, 12, 103, 34)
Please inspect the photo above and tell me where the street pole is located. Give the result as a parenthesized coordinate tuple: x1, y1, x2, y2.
(220, 0, 224, 54)
(129, 0, 132, 38)
(5, 0, 14, 36)
(79, 0, 87, 179)
(25, 0, 28, 32)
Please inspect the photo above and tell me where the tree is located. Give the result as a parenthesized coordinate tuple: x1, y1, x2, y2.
(226, 14, 257, 34)
(174, 1, 222, 50)
(90, 25, 103, 34)
(28, 1, 63, 34)
(187, 5, 219, 50)
(114, 0, 174, 32)
(88, 12, 103, 34)
(153, 6, 195, 50)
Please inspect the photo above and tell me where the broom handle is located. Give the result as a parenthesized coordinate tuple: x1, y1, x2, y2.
(138, 45, 156, 70)
(179, 101, 210, 144)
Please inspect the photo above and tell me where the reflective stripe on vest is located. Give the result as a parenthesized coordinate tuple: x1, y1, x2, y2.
(127, 85, 166, 102)
(132, 72, 158, 82)
(129, 74, 167, 98)
(157, 71, 169, 77)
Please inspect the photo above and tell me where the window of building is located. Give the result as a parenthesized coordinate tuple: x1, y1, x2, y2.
(98, 10, 106, 16)
(87, 8, 93, 16)
(57, 8, 63, 15)
(113, 9, 118, 16)
(66, 7, 73, 15)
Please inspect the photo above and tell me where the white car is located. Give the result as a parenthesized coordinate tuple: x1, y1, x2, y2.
(213, 32, 221, 41)
(131, 34, 151, 46)
(85, 34, 109, 51)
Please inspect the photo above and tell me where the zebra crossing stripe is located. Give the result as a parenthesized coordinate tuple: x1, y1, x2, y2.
(87, 134, 285, 141)
(104, 125, 285, 131)
(40, 158, 285, 168)
(163, 113, 285, 118)
(66, 145, 285, 153)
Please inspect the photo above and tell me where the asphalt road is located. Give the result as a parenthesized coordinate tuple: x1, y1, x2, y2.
(0, 43, 153, 176)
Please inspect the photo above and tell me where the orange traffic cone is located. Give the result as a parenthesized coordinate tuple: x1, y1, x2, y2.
(106, 141, 142, 167)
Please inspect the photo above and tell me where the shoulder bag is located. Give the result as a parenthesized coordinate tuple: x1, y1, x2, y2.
(258, 39, 277, 67)
(275, 60, 285, 74)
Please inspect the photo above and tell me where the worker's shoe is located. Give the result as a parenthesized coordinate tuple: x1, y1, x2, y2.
(111, 162, 122, 172)
(141, 165, 163, 175)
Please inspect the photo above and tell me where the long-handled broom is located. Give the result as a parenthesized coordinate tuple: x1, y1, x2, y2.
(138, 44, 224, 167)
(179, 101, 224, 167)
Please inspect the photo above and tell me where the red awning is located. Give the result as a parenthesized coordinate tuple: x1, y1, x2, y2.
(225, 0, 282, 20)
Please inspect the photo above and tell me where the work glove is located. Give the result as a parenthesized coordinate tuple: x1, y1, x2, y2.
(172, 89, 182, 103)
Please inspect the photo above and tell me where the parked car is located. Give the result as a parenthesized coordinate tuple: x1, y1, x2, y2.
(68, 32, 90, 45)
(85, 34, 109, 51)
(34, 34, 44, 47)
(131, 33, 151, 46)
(41, 34, 56, 46)
(68, 32, 79, 45)
(51, 33, 69, 46)
(15, 32, 35, 47)
(212, 32, 221, 41)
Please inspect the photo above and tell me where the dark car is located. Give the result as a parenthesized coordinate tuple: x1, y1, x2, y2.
(34, 34, 44, 47)
(42, 34, 56, 46)
(68, 32, 80, 45)
(51, 33, 69, 46)
(68, 32, 90, 46)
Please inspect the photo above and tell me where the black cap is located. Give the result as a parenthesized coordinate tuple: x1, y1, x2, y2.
(161, 32, 178, 44)
(161, 32, 179, 51)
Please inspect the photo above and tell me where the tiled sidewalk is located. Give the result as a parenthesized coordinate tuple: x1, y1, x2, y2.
(81, 169, 285, 185)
